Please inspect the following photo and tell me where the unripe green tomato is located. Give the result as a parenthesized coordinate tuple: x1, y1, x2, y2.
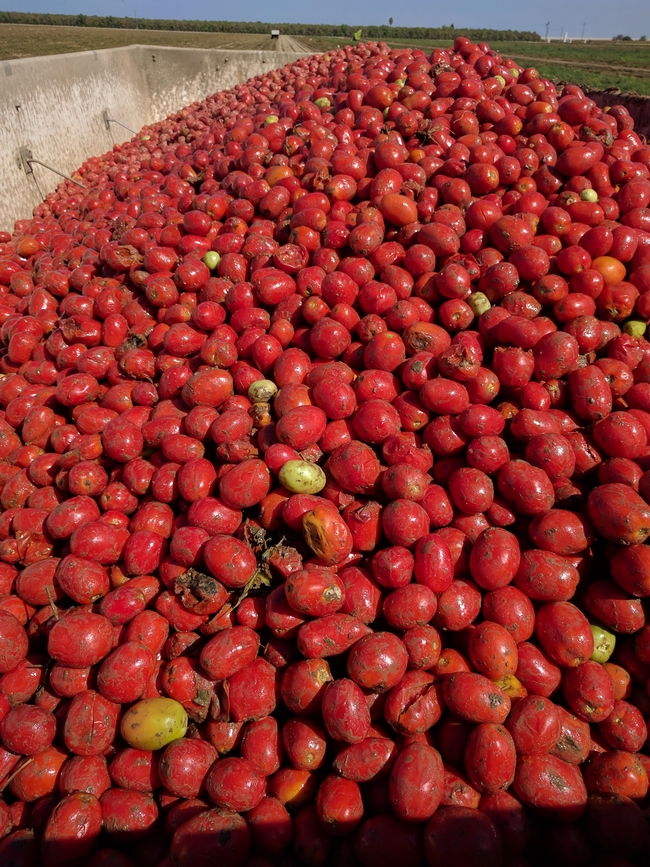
(494, 75, 506, 88)
(203, 251, 220, 270)
(590, 624, 616, 663)
(264, 115, 279, 126)
(623, 319, 647, 338)
(279, 460, 327, 494)
(580, 188, 599, 203)
(468, 291, 491, 316)
(395, 78, 406, 88)
(315, 97, 331, 108)
(248, 379, 278, 403)
(120, 698, 188, 750)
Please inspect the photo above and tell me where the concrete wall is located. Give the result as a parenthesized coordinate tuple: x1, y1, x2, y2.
(0, 44, 306, 232)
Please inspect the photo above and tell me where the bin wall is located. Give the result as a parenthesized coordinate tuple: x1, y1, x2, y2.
(0, 44, 306, 232)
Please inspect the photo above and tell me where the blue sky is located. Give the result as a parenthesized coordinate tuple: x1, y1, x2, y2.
(4, 0, 649, 39)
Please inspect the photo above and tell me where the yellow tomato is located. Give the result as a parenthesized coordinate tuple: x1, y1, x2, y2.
(120, 698, 187, 751)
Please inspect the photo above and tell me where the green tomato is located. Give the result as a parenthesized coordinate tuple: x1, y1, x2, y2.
(468, 291, 491, 316)
(264, 115, 279, 126)
(314, 97, 331, 108)
(395, 78, 406, 88)
(580, 188, 599, 203)
(279, 460, 327, 494)
(623, 319, 647, 338)
(203, 251, 220, 271)
(590, 624, 616, 663)
(248, 379, 278, 404)
(494, 75, 507, 88)
(120, 698, 188, 750)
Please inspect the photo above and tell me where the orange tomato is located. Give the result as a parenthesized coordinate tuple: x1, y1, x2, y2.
(592, 255, 627, 285)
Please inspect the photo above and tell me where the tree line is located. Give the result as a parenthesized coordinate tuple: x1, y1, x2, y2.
(0, 12, 542, 41)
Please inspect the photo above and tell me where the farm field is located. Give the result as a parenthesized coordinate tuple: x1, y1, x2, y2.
(0, 24, 292, 60)
(1, 24, 649, 94)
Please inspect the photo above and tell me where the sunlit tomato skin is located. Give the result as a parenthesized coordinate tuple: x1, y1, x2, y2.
(442, 672, 511, 724)
(506, 695, 562, 754)
(389, 741, 444, 822)
(535, 601, 594, 668)
(562, 660, 616, 723)
(498, 459, 555, 515)
(583, 750, 649, 800)
(205, 756, 266, 813)
(316, 774, 364, 836)
(0, 610, 28, 674)
(513, 753, 588, 822)
(598, 699, 648, 753)
(468, 621, 518, 680)
(347, 631, 408, 693)
(469, 527, 520, 590)
(482, 586, 535, 644)
(513, 549, 580, 602)
(199, 625, 259, 681)
(41, 792, 102, 866)
(64, 690, 119, 757)
(333, 737, 397, 783)
(96, 641, 154, 704)
(0, 704, 56, 756)
(464, 723, 516, 794)
(590, 482, 650, 546)
(47, 610, 114, 668)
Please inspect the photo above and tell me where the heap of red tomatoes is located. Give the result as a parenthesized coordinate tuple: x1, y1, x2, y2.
(1, 33, 650, 867)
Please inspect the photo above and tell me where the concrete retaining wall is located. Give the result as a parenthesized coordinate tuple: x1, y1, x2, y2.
(0, 44, 307, 232)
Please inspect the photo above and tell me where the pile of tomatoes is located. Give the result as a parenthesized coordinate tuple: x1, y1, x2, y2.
(1, 33, 650, 867)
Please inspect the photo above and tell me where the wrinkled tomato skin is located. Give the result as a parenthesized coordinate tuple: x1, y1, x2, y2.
(442, 672, 511, 724)
(550, 706, 591, 765)
(469, 527, 520, 590)
(513, 753, 588, 822)
(41, 792, 102, 866)
(535, 601, 594, 667)
(562, 660, 616, 723)
(64, 690, 120, 756)
(158, 738, 217, 799)
(333, 737, 397, 783)
(321, 678, 370, 744)
(468, 621, 518, 680)
(464, 723, 517, 793)
(506, 695, 562, 754)
(347, 632, 408, 693)
(389, 741, 444, 823)
(482, 586, 535, 644)
(515, 642, 562, 697)
(584, 750, 649, 800)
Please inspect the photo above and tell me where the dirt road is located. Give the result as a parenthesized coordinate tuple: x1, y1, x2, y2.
(277, 34, 310, 53)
